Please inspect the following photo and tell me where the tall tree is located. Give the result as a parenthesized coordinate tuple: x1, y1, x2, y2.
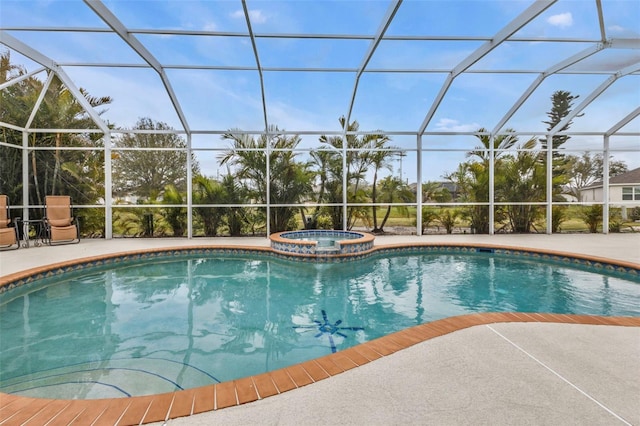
(563, 153, 628, 201)
(540, 90, 582, 232)
(112, 117, 199, 200)
(540, 90, 581, 156)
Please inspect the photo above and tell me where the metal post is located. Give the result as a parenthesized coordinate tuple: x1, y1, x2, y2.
(546, 134, 553, 234)
(22, 131, 29, 221)
(104, 131, 113, 239)
(602, 135, 610, 234)
(416, 134, 423, 236)
(186, 133, 193, 239)
(488, 133, 495, 235)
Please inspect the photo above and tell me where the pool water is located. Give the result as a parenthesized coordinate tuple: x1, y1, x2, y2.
(1, 252, 638, 399)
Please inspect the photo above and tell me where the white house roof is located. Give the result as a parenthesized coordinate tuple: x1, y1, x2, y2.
(584, 167, 640, 190)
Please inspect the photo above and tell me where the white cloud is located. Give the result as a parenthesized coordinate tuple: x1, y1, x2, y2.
(547, 12, 573, 29)
(203, 22, 218, 32)
(230, 9, 268, 24)
(434, 118, 480, 132)
(249, 10, 267, 24)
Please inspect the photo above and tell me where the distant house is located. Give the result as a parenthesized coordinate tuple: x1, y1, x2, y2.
(580, 167, 640, 218)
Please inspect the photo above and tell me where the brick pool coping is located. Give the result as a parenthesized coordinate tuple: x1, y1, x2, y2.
(1, 243, 639, 425)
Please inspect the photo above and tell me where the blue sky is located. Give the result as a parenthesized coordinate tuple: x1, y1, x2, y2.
(1, 0, 639, 182)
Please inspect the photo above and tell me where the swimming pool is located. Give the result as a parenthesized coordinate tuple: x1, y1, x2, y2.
(1, 247, 638, 400)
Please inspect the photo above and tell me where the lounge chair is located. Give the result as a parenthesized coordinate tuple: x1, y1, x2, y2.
(43, 195, 80, 245)
(0, 195, 20, 250)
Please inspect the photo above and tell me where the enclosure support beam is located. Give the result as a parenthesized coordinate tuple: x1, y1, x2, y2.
(104, 131, 113, 239)
(25, 71, 53, 130)
(186, 133, 193, 239)
(550, 62, 640, 136)
(489, 134, 495, 235)
(0, 31, 110, 134)
(83, 0, 190, 134)
(418, 0, 556, 135)
(22, 132, 29, 221)
(605, 106, 640, 137)
(546, 134, 553, 234)
(242, 0, 269, 132)
(416, 134, 422, 236)
(492, 43, 605, 135)
(602, 136, 610, 235)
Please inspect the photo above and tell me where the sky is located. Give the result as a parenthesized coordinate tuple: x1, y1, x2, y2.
(1, 0, 639, 182)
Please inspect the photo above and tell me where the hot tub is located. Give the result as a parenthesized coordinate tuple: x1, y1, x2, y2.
(270, 230, 375, 256)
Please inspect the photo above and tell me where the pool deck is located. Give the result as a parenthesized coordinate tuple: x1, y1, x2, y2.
(0, 234, 639, 425)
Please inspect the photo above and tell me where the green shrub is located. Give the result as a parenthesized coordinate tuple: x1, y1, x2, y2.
(316, 214, 333, 229)
(580, 205, 602, 233)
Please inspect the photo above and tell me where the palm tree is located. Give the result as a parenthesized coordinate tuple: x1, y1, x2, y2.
(438, 208, 461, 234)
(34, 76, 112, 202)
(221, 173, 248, 236)
(220, 127, 313, 233)
(495, 138, 546, 233)
(315, 116, 392, 230)
(369, 139, 396, 233)
(1, 52, 112, 209)
(468, 128, 519, 162)
(192, 175, 226, 236)
(376, 176, 414, 233)
(445, 162, 491, 234)
(162, 184, 187, 236)
(446, 128, 522, 234)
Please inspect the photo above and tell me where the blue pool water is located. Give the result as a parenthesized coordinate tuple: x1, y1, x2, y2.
(1, 251, 638, 399)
